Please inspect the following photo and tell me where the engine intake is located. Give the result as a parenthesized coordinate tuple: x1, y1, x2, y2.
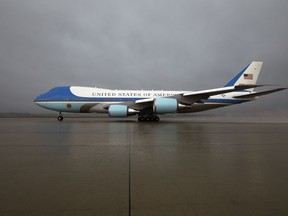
(153, 98, 178, 114)
(108, 105, 138, 117)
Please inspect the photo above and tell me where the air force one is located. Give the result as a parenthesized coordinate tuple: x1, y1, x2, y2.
(34, 61, 286, 122)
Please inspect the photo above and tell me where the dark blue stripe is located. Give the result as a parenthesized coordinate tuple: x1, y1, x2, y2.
(39, 97, 148, 102)
(203, 98, 250, 104)
(39, 98, 249, 104)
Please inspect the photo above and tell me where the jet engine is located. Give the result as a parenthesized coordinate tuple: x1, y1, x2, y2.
(153, 98, 178, 114)
(108, 105, 138, 117)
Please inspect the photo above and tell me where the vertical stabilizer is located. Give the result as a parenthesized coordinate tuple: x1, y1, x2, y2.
(224, 61, 263, 91)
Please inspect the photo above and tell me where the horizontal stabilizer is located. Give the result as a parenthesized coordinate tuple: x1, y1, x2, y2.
(234, 88, 287, 99)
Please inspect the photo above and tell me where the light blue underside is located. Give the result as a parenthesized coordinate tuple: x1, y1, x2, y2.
(38, 102, 85, 112)
(39, 98, 247, 113)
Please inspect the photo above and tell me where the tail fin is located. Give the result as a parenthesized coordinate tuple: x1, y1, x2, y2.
(224, 61, 263, 91)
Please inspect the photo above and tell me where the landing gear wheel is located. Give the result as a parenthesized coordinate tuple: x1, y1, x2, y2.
(138, 116, 145, 122)
(138, 114, 160, 122)
(57, 112, 63, 121)
(57, 116, 63, 121)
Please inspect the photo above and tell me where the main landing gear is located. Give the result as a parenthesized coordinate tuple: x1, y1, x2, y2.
(138, 114, 160, 122)
(57, 112, 63, 121)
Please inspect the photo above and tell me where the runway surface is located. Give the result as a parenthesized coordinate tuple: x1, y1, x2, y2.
(0, 118, 288, 216)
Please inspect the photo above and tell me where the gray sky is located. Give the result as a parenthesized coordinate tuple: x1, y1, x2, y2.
(0, 0, 287, 115)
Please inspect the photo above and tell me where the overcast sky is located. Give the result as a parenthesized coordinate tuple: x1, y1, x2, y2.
(0, 0, 287, 115)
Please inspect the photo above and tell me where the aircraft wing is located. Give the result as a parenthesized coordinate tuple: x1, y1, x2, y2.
(124, 84, 262, 110)
(172, 84, 262, 104)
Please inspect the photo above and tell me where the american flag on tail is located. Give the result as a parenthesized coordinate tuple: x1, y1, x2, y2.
(244, 74, 253, 80)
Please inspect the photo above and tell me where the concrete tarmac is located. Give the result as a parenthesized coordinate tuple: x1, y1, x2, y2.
(0, 118, 288, 216)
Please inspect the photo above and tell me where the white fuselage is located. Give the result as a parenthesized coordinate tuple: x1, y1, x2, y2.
(34, 86, 251, 114)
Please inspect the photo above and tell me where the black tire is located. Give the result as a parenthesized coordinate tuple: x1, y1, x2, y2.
(155, 116, 160, 122)
(138, 117, 145, 122)
(57, 116, 63, 121)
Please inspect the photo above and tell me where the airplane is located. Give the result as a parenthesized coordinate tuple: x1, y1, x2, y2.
(34, 61, 286, 122)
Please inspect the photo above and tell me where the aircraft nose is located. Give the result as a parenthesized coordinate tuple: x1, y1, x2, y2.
(34, 92, 47, 103)
(33, 92, 50, 109)
(34, 95, 40, 103)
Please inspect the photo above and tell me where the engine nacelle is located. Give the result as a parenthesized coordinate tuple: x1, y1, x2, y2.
(153, 98, 178, 114)
(108, 105, 138, 117)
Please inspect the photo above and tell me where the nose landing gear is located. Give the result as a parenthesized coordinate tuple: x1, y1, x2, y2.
(57, 112, 63, 121)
